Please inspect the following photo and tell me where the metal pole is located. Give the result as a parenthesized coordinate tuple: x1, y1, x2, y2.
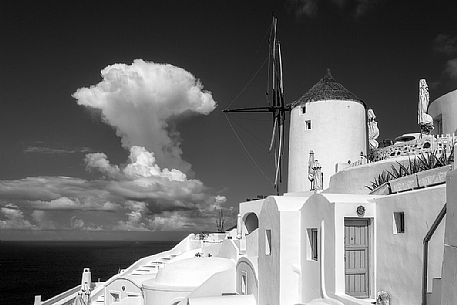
(421, 203, 447, 305)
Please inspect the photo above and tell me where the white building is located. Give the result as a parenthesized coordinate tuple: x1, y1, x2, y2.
(288, 70, 367, 192)
(428, 89, 457, 135)
(39, 81, 457, 305)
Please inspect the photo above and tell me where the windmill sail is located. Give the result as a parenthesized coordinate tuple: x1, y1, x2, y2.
(269, 17, 286, 191)
(223, 16, 290, 195)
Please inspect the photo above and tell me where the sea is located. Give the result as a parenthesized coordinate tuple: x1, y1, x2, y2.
(0, 241, 177, 305)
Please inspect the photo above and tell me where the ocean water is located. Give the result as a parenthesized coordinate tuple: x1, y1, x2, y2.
(0, 241, 177, 305)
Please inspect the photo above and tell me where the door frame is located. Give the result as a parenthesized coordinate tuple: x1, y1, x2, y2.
(343, 217, 373, 299)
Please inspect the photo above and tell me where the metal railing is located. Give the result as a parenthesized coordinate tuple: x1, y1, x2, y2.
(421, 203, 447, 305)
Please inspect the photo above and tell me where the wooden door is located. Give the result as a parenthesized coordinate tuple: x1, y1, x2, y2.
(344, 218, 370, 298)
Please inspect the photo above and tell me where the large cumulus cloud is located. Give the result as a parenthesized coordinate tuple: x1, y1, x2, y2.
(73, 59, 216, 173)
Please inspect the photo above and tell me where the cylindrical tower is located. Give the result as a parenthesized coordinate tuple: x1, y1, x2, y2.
(428, 89, 457, 135)
(287, 70, 367, 192)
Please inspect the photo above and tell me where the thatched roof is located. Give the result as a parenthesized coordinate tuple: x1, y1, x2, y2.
(291, 69, 362, 107)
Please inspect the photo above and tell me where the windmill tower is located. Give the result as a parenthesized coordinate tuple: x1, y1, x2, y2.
(288, 70, 367, 192)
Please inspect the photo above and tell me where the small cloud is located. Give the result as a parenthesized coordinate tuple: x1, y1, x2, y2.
(85, 152, 121, 178)
(0, 204, 36, 229)
(25, 146, 76, 154)
(24, 145, 93, 155)
(287, 0, 318, 18)
(444, 58, 457, 80)
(70, 216, 85, 230)
(353, 0, 381, 17)
(434, 34, 457, 56)
(286, 0, 386, 19)
(30, 197, 118, 212)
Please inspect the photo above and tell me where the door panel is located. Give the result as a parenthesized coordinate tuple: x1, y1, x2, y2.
(344, 219, 370, 298)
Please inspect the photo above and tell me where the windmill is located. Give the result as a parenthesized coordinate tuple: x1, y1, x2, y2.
(223, 17, 290, 195)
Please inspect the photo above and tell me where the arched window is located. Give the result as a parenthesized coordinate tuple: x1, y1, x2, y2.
(244, 213, 259, 234)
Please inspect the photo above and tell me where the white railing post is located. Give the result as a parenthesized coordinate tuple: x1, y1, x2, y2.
(34, 295, 41, 305)
(236, 214, 242, 239)
(454, 143, 457, 171)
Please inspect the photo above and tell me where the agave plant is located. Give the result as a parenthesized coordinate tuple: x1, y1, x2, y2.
(367, 147, 455, 192)
(408, 156, 422, 174)
(417, 148, 454, 170)
(366, 170, 393, 191)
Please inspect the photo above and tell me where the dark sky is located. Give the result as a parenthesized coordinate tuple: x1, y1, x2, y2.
(1, 0, 456, 238)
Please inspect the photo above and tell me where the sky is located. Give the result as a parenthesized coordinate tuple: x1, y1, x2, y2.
(0, 0, 456, 239)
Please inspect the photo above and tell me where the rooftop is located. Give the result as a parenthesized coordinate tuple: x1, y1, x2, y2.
(292, 69, 362, 107)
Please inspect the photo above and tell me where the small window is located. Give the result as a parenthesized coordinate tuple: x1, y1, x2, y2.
(265, 229, 272, 255)
(302, 105, 306, 114)
(305, 120, 312, 130)
(241, 272, 247, 295)
(110, 292, 120, 303)
(393, 212, 405, 234)
(434, 114, 443, 135)
(307, 228, 318, 261)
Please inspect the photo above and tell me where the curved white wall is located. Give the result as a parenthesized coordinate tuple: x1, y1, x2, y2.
(104, 278, 142, 305)
(429, 89, 457, 135)
(236, 258, 258, 299)
(258, 198, 280, 305)
(288, 100, 367, 192)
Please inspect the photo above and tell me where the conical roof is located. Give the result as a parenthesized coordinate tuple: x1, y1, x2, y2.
(292, 69, 362, 107)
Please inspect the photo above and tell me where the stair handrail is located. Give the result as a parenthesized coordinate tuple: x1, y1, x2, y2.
(421, 203, 446, 305)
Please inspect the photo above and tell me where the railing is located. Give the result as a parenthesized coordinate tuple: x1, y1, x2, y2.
(40, 285, 81, 305)
(191, 232, 226, 242)
(422, 203, 447, 305)
(349, 156, 369, 167)
(372, 134, 456, 162)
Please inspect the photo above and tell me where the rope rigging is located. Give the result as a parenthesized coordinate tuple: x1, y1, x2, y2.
(223, 55, 269, 110)
(224, 113, 274, 186)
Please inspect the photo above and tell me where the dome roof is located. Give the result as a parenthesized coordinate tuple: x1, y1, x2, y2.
(292, 69, 362, 107)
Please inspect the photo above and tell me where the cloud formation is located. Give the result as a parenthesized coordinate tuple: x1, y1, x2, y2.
(287, 0, 385, 18)
(0, 60, 227, 233)
(0, 204, 36, 229)
(73, 59, 216, 173)
(434, 34, 457, 56)
(287, 0, 318, 17)
(24, 146, 91, 154)
(433, 34, 457, 82)
(444, 58, 457, 80)
(0, 146, 227, 231)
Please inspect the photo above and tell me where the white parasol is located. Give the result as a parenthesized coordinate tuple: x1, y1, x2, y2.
(418, 79, 433, 133)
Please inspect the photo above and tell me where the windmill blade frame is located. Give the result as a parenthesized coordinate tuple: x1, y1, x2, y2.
(222, 16, 290, 195)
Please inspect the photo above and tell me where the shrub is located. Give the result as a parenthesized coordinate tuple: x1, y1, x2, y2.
(366, 147, 454, 192)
